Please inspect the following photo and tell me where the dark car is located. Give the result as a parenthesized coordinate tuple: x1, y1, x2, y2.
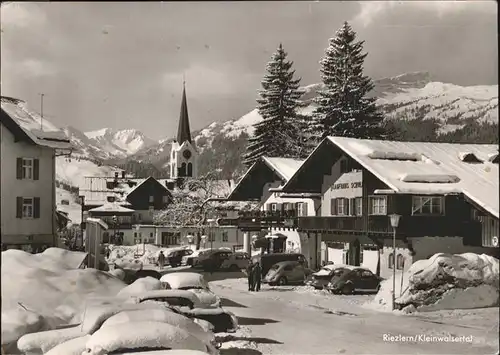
(306, 264, 353, 290)
(252, 253, 308, 278)
(167, 249, 194, 267)
(325, 267, 382, 295)
(199, 250, 233, 271)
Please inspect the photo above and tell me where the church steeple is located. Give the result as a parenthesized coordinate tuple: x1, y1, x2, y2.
(176, 81, 192, 144)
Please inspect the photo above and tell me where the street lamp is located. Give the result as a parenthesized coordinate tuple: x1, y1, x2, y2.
(389, 214, 401, 311)
(112, 215, 118, 244)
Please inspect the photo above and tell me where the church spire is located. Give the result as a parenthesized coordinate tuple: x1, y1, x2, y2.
(176, 80, 192, 144)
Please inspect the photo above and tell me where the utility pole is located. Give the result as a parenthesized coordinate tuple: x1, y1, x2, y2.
(39, 93, 45, 131)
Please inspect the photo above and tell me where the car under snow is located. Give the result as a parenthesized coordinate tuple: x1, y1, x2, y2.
(160, 272, 221, 309)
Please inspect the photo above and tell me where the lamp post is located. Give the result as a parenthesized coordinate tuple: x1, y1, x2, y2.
(112, 215, 117, 244)
(389, 214, 401, 311)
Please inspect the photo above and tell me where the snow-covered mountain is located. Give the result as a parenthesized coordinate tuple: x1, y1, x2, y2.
(129, 71, 498, 167)
(84, 128, 156, 157)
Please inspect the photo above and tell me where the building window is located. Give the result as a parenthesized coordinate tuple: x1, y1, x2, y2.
(354, 197, 362, 216)
(138, 213, 142, 221)
(150, 232, 154, 238)
(271, 203, 277, 212)
(107, 196, 116, 203)
(412, 196, 444, 215)
(149, 196, 154, 203)
(222, 231, 229, 242)
(297, 202, 308, 216)
(163, 195, 169, 203)
(22, 198, 34, 218)
(134, 232, 137, 238)
(369, 196, 387, 215)
(396, 254, 405, 270)
(340, 159, 348, 174)
(149, 206, 154, 214)
(331, 198, 349, 216)
(22, 158, 34, 179)
(388, 252, 395, 269)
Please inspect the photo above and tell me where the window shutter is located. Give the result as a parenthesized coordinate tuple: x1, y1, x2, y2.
(331, 198, 337, 215)
(17, 158, 23, 179)
(266, 203, 272, 211)
(16, 197, 23, 218)
(33, 159, 40, 180)
(276, 203, 283, 212)
(302, 202, 308, 216)
(344, 198, 350, 216)
(33, 197, 41, 218)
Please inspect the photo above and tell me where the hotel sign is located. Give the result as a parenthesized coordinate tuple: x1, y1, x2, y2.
(332, 181, 362, 190)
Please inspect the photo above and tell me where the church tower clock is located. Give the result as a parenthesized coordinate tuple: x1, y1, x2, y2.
(170, 81, 198, 179)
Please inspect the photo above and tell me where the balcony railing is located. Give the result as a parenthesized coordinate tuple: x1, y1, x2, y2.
(239, 210, 299, 219)
(298, 217, 364, 232)
(298, 215, 482, 239)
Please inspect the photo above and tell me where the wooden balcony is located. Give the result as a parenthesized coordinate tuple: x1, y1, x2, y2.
(216, 210, 298, 230)
(298, 215, 482, 239)
(298, 217, 364, 233)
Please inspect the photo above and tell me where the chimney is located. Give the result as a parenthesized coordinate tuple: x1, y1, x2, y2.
(122, 171, 126, 179)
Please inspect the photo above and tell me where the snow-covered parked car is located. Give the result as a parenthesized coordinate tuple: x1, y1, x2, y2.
(17, 302, 219, 355)
(83, 321, 214, 354)
(126, 289, 206, 310)
(306, 264, 353, 289)
(160, 272, 221, 308)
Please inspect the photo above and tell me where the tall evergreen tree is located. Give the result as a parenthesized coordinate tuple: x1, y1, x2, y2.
(310, 22, 384, 142)
(243, 43, 306, 167)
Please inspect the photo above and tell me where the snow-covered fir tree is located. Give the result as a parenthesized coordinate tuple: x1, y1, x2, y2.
(310, 22, 384, 142)
(243, 43, 307, 166)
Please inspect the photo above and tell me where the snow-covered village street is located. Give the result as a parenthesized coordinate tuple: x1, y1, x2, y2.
(2, 1, 499, 355)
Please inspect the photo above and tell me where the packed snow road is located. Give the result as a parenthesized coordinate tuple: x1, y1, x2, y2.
(209, 279, 499, 355)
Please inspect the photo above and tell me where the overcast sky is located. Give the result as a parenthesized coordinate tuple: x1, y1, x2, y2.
(1, 1, 497, 140)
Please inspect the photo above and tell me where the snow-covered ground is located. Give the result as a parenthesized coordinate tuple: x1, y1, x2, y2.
(1, 248, 126, 350)
(56, 156, 120, 189)
(56, 188, 82, 225)
(210, 278, 499, 354)
(107, 244, 195, 267)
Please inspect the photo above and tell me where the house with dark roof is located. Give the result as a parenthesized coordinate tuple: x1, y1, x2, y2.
(1, 96, 72, 251)
(278, 136, 499, 278)
(226, 156, 320, 265)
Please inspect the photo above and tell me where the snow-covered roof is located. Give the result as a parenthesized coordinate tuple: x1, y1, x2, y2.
(327, 137, 499, 218)
(85, 218, 109, 229)
(88, 203, 135, 214)
(79, 177, 147, 205)
(227, 156, 304, 201)
(1, 96, 72, 150)
(262, 157, 304, 181)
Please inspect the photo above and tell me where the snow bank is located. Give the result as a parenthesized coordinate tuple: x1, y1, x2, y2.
(100, 308, 215, 344)
(84, 321, 208, 354)
(44, 335, 91, 355)
(367, 253, 499, 313)
(117, 277, 163, 297)
(1, 248, 126, 347)
(108, 244, 190, 266)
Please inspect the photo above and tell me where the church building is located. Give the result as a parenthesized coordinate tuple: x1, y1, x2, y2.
(170, 82, 198, 180)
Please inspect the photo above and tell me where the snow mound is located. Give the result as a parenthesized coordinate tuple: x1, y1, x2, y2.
(367, 253, 499, 313)
(84, 321, 208, 354)
(100, 308, 215, 344)
(117, 277, 163, 297)
(108, 244, 190, 266)
(1, 248, 126, 348)
(44, 335, 91, 355)
(17, 326, 86, 354)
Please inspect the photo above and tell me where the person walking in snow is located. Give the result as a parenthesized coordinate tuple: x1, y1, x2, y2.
(158, 251, 166, 270)
(246, 260, 254, 291)
(253, 261, 262, 292)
